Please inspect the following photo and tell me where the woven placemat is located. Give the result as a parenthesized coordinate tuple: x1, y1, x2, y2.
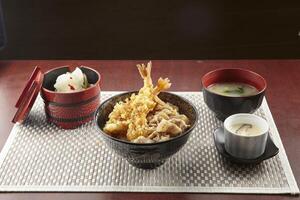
(0, 92, 298, 194)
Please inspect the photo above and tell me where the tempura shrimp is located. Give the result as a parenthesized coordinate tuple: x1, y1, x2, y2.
(103, 61, 171, 141)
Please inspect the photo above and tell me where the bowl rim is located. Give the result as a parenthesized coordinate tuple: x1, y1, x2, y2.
(224, 113, 269, 138)
(201, 68, 267, 98)
(94, 91, 198, 146)
(41, 65, 101, 94)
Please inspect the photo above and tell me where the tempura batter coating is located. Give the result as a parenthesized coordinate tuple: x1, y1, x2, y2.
(104, 61, 171, 140)
(104, 61, 190, 143)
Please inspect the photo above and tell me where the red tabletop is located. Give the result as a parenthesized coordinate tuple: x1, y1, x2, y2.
(0, 60, 299, 200)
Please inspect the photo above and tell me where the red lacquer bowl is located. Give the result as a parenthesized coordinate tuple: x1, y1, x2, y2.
(41, 66, 101, 129)
(201, 68, 267, 121)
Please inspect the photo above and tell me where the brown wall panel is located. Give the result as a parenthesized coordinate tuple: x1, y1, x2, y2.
(0, 0, 299, 59)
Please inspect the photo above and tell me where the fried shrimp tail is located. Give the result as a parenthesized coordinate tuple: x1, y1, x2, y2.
(137, 61, 153, 87)
(153, 78, 171, 95)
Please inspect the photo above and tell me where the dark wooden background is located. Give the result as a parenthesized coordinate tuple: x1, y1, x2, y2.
(0, 0, 300, 59)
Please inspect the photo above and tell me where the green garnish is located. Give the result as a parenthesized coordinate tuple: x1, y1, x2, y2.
(224, 86, 244, 94)
(235, 123, 252, 134)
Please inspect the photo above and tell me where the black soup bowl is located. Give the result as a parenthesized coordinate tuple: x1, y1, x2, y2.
(202, 68, 267, 121)
(95, 91, 198, 169)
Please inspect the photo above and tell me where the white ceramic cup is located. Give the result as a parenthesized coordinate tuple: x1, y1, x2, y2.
(224, 113, 269, 159)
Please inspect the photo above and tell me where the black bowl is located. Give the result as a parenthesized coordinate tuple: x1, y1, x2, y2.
(202, 68, 267, 121)
(95, 91, 198, 169)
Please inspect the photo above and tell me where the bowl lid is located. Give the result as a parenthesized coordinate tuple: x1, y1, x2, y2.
(12, 66, 44, 123)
